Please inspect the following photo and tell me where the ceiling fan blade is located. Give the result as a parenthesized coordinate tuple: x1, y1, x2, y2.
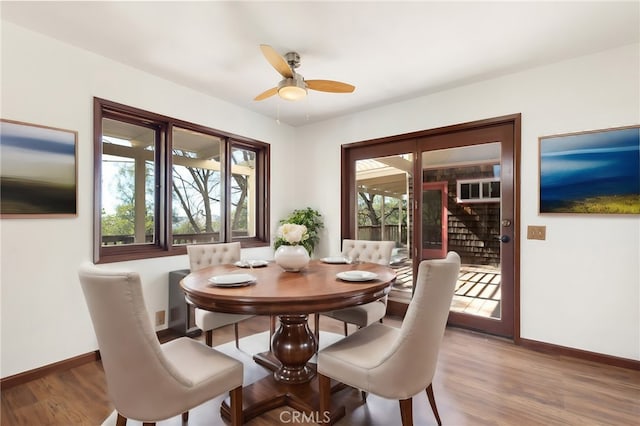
(306, 80, 355, 93)
(260, 44, 293, 78)
(254, 87, 278, 101)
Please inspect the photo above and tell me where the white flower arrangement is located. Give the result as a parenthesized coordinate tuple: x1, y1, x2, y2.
(275, 223, 309, 246)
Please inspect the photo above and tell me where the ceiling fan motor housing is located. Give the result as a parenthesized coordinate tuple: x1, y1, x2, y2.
(284, 51, 301, 69)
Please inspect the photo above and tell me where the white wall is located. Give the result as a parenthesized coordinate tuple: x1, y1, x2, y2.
(0, 22, 296, 378)
(296, 44, 640, 361)
(1, 20, 638, 379)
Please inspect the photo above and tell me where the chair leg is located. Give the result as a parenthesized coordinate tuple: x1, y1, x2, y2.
(361, 390, 368, 402)
(205, 330, 213, 347)
(318, 373, 332, 424)
(234, 323, 240, 348)
(425, 383, 442, 426)
(182, 411, 189, 422)
(399, 397, 413, 426)
(229, 385, 243, 426)
(343, 322, 348, 336)
(116, 413, 127, 426)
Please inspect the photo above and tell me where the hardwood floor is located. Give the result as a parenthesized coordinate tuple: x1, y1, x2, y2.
(2, 315, 639, 425)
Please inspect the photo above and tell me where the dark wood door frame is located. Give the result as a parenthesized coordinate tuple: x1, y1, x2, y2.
(341, 114, 521, 342)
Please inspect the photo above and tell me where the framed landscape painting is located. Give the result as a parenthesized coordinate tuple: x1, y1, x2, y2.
(539, 125, 640, 214)
(0, 119, 78, 217)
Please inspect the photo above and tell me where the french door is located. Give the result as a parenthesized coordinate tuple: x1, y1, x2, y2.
(417, 119, 518, 338)
(342, 115, 520, 339)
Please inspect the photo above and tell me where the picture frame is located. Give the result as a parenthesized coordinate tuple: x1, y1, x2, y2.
(539, 125, 640, 214)
(1, 119, 78, 218)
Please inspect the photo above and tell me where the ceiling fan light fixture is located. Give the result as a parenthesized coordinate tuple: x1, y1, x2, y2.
(277, 76, 307, 101)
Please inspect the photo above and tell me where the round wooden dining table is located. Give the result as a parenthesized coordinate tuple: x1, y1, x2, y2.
(180, 259, 396, 422)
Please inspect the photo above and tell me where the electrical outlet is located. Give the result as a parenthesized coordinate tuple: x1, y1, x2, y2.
(527, 225, 546, 240)
(155, 310, 165, 326)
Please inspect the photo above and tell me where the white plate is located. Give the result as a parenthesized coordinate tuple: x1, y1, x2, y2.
(321, 256, 349, 264)
(234, 260, 269, 268)
(336, 271, 379, 282)
(208, 273, 256, 286)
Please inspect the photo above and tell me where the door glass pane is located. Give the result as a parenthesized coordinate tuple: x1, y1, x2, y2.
(101, 118, 156, 246)
(422, 143, 502, 319)
(230, 146, 256, 238)
(355, 154, 413, 298)
(171, 127, 222, 245)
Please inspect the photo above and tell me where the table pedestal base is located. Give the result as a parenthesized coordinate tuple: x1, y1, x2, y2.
(220, 314, 347, 423)
(220, 371, 347, 424)
(270, 314, 317, 384)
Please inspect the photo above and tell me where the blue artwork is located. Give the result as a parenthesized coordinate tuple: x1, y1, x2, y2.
(539, 126, 640, 214)
(0, 119, 77, 216)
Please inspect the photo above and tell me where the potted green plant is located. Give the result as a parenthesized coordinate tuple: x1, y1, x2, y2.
(274, 207, 324, 256)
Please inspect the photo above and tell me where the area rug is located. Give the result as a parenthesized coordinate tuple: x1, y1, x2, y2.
(100, 331, 343, 425)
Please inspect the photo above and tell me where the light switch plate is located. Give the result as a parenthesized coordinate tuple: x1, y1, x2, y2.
(527, 225, 546, 240)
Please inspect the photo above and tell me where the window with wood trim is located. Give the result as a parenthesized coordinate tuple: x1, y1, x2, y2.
(94, 98, 270, 263)
(457, 177, 501, 203)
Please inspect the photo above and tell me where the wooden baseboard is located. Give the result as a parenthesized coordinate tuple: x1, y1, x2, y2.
(389, 297, 639, 371)
(519, 337, 640, 371)
(2, 327, 637, 391)
(0, 351, 100, 390)
(1, 329, 180, 390)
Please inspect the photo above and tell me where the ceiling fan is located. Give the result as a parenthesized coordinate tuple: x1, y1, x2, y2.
(254, 44, 355, 102)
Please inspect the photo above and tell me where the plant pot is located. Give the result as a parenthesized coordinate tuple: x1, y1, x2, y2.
(274, 245, 310, 272)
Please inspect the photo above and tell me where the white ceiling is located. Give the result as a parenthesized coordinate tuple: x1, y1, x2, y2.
(2, 1, 638, 127)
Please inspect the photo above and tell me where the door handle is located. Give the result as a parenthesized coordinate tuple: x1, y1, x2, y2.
(497, 235, 510, 243)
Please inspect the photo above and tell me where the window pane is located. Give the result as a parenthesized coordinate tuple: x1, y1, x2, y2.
(101, 118, 156, 246)
(482, 182, 491, 198)
(354, 154, 412, 244)
(490, 181, 501, 198)
(171, 127, 222, 245)
(231, 146, 256, 238)
(460, 183, 471, 200)
(470, 182, 480, 199)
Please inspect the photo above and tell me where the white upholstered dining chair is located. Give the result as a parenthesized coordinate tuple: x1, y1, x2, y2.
(186, 242, 254, 348)
(317, 251, 461, 426)
(315, 239, 395, 339)
(78, 263, 243, 426)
